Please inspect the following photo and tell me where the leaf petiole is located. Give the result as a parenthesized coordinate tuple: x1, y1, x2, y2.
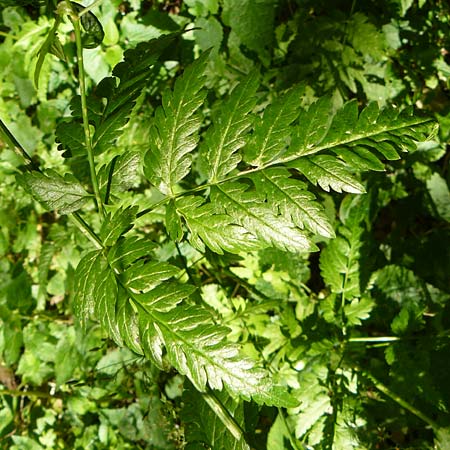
(77, 0, 104, 18)
(202, 389, 248, 445)
(68, 2, 105, 218)
(348, 336, 400, 343)
(69, 213, 103, 250)
(363, 371, 441, 431)
(0, 119, 38, 170)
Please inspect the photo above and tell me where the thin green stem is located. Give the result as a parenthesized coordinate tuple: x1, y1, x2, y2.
(70, 8, 104, 218)
(363, 371, 441, 430)
(0, 119, 38, 170)
(70, 213, 103, 249)
(136, 196, 171, 218)
(136, 166, 281, 219)
(341, 293, 347, 336)
(202, 388, 247, 443)
(348, 336, 400, 343)
(136, 166, 270, 219)
(0, 31, 17, 39)
(0, 388, 63, 400)
(277, 408, 303, 450)
(342, 0, 357, 47)
(78, 0, 104, 17)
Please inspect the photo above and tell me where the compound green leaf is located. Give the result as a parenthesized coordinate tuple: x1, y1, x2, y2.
(137, 300, 297, 406)
(72, 236, 297, 408)
(281, 100, 432, 171)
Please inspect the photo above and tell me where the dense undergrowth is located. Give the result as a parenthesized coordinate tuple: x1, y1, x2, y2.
(0, 1, 449, 449)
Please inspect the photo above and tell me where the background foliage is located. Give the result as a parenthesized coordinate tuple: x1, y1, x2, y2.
(0, 0, 449, 449)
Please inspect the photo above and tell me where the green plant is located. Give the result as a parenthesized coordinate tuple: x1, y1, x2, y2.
(1, 1, 450, 449)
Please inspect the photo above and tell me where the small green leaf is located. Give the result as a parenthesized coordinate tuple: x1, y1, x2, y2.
(99, 206, 138, 246)
(292, 374, 332, 438)
(11, 435, 45, 450)
(320, 225, 364, 298)
(194, 16, 223, 53)
(290, 155, 366, 194)
(249, 168, 335, 238)
(222, 0, 275, 57)
(72, 250, 104, 329)
(34, 16, 62, 88)
(122, 260, 180, 292)
(344, 296, 375, 326)
(427, 172, 450, 222)
(17, 170, 91, 214)
(54, 328, 80, 385)
(107, 236, 156, 270)
(55, 121, 86, 158)
(211, 182, 316, 252)
(198, 70, 259, 182)
(176, 196, 259, 254)
(166, 199, 184, 241)
(49, 35, 66, 61)
(144, 51, 210, 194)
(212, 182, 317, 253)
(287, 95, 335, 158)
(244, 84, 303, 167)
(436, 428, 450, 450)
(267, 413, 294, 450)
(98, 151, 141, 202)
